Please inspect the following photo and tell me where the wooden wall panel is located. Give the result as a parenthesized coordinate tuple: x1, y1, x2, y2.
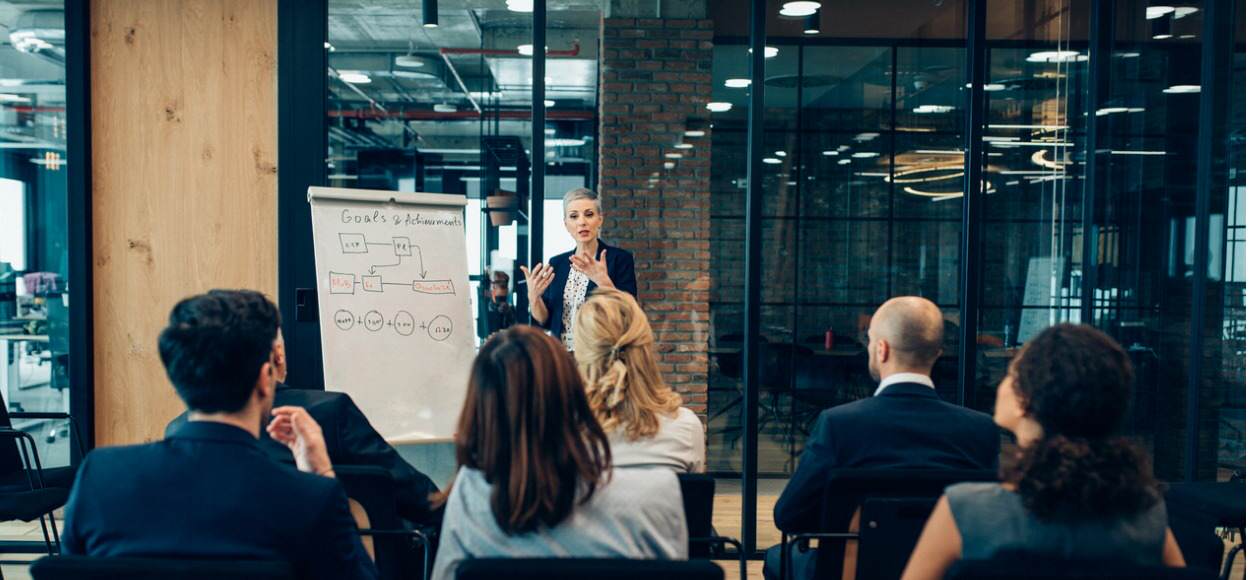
(91, 0, 277, 446)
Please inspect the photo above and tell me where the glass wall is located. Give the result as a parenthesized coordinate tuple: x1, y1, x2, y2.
(706, 0, 1244, 553)
(0, 1, 71, 468)
(324, 0, 599, 341)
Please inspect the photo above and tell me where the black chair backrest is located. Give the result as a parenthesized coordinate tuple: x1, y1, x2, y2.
(677, 473, 715, 557)
(945, 554, 1219, 580)
(811, 469, 998, 579)
(857, 497, 945, 580)
(335, 465, 408, 580)
(0, 394, 25, 480)
(455, 558, 724, 580)
(30, 555, 294, 580)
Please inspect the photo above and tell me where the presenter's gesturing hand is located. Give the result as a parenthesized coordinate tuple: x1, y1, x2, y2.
(520, 263, 555, 325)
(267, 406, 335, 478)
(570, 250, 614, 290)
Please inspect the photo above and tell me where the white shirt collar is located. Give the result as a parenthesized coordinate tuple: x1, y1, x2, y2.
(874, 372, 935, 397)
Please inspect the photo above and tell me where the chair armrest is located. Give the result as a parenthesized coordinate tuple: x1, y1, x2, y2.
(0, 427, 52, 489)
(9, 412, 71, 421)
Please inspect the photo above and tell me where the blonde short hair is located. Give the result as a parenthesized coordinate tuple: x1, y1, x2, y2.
(562, 187, 601, 214)
(573, 289, 682, 441)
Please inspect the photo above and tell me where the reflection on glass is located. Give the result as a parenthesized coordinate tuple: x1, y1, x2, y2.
(0, 1, 71, 469)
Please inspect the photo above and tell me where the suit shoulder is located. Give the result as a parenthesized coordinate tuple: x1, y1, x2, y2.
(939, 401, 997, 426)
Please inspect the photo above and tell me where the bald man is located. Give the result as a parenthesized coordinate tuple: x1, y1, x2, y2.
(765, 297, 1000, 580)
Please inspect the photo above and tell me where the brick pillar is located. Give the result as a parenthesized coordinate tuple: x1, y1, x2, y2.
(599, 17, 714, 418)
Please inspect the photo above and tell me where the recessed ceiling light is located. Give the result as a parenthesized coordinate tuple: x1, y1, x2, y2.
(1146, 5, 1175, 19)
(1173, 6, 1198, 18)
(549, 138, 588, 147)
(507, 0, 534, 12)
(338, 71, 371, 84)
(852, 152, 880, 158)
(779, 1, 821, 17)
(725, 78, 752, 88)
(395, 55, 425, 68)
(518, 44, 533, 56)
(0, 93, 29, 103)
(1026, 50, 1087, 63)
(1153, 33, 1173, 39)
(1095, 107, 1129, 116)
(543, 99, 556, 107)
(984, 83, 1007, 91)
(665, 152, 684, 159)
(748, 46, 780, 59)
(1116, 52, 1141, 58)
(763, 157, 782, 165)
(821, 150, 839, 156)
(837, 159, 852, 165)
(684, 130, 706, 138)
(775, 150, 787, 157)
(664, 161, 675, 169)
(1126, 107, 1146, 113)
(675, 143, 694, 150)
(433, 103, 456, 113)
(706, 102, 733, 112)
(1163, 85, 1201, 93)
(853, 132, 879, 142)
(913, 105, 955, 114)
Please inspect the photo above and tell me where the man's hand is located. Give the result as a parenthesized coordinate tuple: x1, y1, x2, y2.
(266, 406, 335, 478)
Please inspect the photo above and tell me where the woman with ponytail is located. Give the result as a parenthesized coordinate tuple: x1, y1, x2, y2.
(573, 289, 706, 473)
(902, 324, 1185, 579)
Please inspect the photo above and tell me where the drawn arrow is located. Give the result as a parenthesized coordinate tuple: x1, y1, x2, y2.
(415, 246, 428, 279)
(368, 255, 402, 275)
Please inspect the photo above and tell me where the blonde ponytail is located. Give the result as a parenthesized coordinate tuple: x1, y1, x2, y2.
(574, 289, 682, 440)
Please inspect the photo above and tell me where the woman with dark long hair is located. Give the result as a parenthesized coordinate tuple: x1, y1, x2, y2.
(902, 324, 1185, 579)
(430, 326, 687, 580)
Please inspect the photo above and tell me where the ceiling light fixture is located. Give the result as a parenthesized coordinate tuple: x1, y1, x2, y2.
(775, 150, 787, 157)
(675, 143, 694, 150)
(837, 159, 852, 165)
(706, 102, 733, 112)
(821, 150, 839, 156)
(1026, 50, 1087, 63)
(779, 1, 821, 17)
(422, 0, 438, 28)
(664, 161, 676, 169)
(1172, 6, 1198, 18)
(725, 78, 752, 88)
(748, 46, 780, 59)
(507, 0, 534, 13)
(913, 104, 955, 114)
(803, 11, 821, 35)
(543, 99, 556, 107)
(684, 130, 707, 138)
(1095, 106, 1129, 116)
(853, 132, 879, 142)
(763, 157, 782, 165)
(338, 71, 371, 84)
(1163, 84, 1201, 93)
(1145, 4, 1176, 19)
(852, 152, 880, 158)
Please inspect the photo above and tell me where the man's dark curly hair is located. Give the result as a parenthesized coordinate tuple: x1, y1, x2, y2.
(1002, 323, 1161, 520)
(158, 289, 281, 413)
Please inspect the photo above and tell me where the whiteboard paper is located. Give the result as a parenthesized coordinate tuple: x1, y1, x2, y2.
(309, 186, 474, 441)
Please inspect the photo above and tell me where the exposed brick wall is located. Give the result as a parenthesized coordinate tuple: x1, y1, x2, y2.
(599, 17, 714, 418)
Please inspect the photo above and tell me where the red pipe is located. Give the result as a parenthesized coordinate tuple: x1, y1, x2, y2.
(439, 42, 581, 58)
(328, 109, 594, 120)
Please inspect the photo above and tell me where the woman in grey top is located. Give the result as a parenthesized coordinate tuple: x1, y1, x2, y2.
(430, 326, 687, 580)
(903, 324, 1185, 580)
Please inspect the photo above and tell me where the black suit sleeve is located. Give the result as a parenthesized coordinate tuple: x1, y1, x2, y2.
(334, 395, 442, 526)
(613, 250, 638, 298)
(773, 412, 837, 533)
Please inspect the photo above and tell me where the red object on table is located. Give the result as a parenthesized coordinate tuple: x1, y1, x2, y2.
(824, 327, 833, 351)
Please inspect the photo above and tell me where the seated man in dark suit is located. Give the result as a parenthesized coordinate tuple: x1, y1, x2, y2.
(165, 327, 442, 527)
(765, 296, 1001, 580)
(62, 290, 376, 580)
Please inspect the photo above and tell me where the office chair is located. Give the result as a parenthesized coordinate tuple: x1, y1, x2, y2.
(677, 473, 745, 580)
(336, 465, 433, 580)
(454, 558, 724, 580)
(29, 555, 294, 579)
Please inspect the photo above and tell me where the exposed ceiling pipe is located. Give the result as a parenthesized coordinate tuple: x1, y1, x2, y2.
(438, 42, 581, 58)
(439, 50, 481, 114)
(328, 109, 594, 120)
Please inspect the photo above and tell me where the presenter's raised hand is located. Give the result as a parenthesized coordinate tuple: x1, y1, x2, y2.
(267, 406, 335, 478)
(571, 250, 614, 290)
(520, 263, 555, 298)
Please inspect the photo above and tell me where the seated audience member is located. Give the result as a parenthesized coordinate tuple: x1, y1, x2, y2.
(902, 324, 1185, 580)
(573, 289, 705, 473)
(165, 327, 442, 527)
(62, 290, 376, 580)
(766, 296, 1001, 580)
(431, 326, 687, 580)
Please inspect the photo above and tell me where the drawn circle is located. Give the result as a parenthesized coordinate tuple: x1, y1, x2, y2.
(334, 309, 354, 331)
(394, 311, 416, 336)
(427, 315, 453, 342)
(363, 310, 385, 332)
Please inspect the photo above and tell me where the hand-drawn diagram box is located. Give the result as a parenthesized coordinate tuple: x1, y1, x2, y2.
(392, 236, 412, 256)
(339, 233, 368, 254)
(412, 280, 455, 295)
(329, 272, 355, 294)
(361, 275, 383, 292)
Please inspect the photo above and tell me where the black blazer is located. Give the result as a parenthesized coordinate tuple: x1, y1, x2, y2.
(536, 239, 637, 340)
(166, 385, 442, 526)
(773, 382, 1001, 532)
(62, 421, 376, 580)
